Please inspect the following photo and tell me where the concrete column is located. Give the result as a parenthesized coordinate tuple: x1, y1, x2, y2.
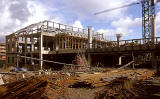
(87, 26, 92, 66)
(65, 37, 67, 49)
(152, 52, 158, 72)
(53, 38, 55, 51)
(78, 40, 80, 49)
(31, 36, 34, 65)
(132, 53, 135, 69)
(69, 37, 71, 49)
(39, 34, 43, 70)
(72, 38, 74, 49)
(116, 34, 121, 47)
(88, 26, 92, 49)
(16, 40, 19, 68)
(62, 38, 64, 49)
(67, 37, 69, 48)
(74, 39, 76, 49)
(25, 35, 27, 65)
(55, 37, 59, 51)
(119, 56, 122, 65)
(88, 54, 92, 66)
(59, 38, 61, 49)
(95, 41, 97, 48)
(150, 2, 159, 74)
(81, 40, 83, 49)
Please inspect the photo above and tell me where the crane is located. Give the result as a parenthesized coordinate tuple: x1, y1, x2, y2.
(94, 0, 156, 40)
(95, 0, 160, 75)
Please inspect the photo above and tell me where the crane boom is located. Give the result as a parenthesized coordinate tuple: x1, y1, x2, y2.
(94, 2, 141, 15)
(94, 0, 156, 39)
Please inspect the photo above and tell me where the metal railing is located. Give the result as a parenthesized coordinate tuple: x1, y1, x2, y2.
(13, 20, 105, 40)
(92, 37, 160, 51)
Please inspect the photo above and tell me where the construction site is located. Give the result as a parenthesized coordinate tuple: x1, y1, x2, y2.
(1, 0, 160, 99)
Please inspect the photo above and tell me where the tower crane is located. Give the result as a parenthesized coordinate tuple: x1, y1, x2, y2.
(95, 0, 160, 74)
(94, 0, 157, 40)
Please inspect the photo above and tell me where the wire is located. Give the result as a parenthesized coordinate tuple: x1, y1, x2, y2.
(94, 2, 141, 15)
(18, 55, 87, 67)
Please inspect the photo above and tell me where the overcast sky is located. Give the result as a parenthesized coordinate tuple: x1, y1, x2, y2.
(0, 0, 160, 42)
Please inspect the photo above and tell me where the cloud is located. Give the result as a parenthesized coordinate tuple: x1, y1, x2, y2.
(73, 20, 83, 28)
(0, 0, 144, 42)
(97, 16, 141, 39)
(111, 17, 141, 28)
(0, 0, 63, 42)
(60, 0, 139, 21)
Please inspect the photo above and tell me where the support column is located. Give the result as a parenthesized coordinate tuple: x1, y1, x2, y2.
(72, 38, 74, 49)
(95, 41, 97, 48)
(55, 37, 59, 51)
(152, 52, 158, 72)
(39, 34, 43, 70)
(25, 35, 27, 65)
(88, 26, 92, 49)
(74, 39, 76, 49)
(65, 37, 67, 49)
(53, 38, 55, 51)
(78, 40, 80, 49)
(31, 36, 34, 65)
(62, 38, 64, 49)
(59, 38, 61, 49)
(16, 39, 19, 68)
(132, 53, 135, 69)
(88, 54, 92, 66)
(151, 9, 159, 74)
(80, 40, 83, 49)
(87, 26, 92, 66)
(118, 56, 122, 65)
(116, 34, 122, 48)
(67, 37, 69, 48)
(80, 40, 82, 49)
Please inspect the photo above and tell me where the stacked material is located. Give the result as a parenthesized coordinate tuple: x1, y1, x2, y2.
(95, 77, 138, 99)
(0, 74, 4, 85)
(70, 69, 154, 88)
(0, 73, 74, 99)
(0, 76, 48, 99)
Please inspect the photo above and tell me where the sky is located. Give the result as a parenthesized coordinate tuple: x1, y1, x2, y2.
(0, 0, 160, 42)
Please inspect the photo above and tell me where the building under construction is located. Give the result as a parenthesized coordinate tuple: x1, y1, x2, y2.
(6, 20, 109, 70)
(0, 42, 6, 67)
(0, 42, 6, 60)
(2, 0, 160, 98)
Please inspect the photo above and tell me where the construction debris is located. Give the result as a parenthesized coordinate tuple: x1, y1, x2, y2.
(0, 74, 4, 85)
(70, 69, 154, 88)
(0, 76, 48, 99)
(0, 68, 158, 99)
(95, 77, 138, 99)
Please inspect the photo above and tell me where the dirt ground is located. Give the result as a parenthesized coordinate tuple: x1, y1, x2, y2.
(0, 68, 160, 99)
